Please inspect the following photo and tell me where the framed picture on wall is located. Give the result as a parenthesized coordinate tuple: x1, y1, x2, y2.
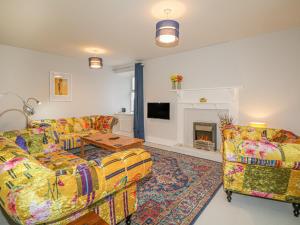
(49, 71, 72, 101)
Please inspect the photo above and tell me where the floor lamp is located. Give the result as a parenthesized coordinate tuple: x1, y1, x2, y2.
(0, 92, 41, 128)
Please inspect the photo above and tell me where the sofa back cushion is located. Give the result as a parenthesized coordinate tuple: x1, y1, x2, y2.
(56, 118, 75, 134)
(30, 119, 57, 129)
(270, 129, 298, 143)
(78, 116, 93, 130)
(223, 125, 280, 142)
(95, 115, 116, 133)
(29, 115, 118, 135)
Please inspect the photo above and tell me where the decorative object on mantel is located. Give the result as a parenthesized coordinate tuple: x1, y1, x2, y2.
(170, 74, 183, 89)
(0, 92, 41, 128)
(199, 97, 207, 103)
(176, 74, 183, 89)
(49, 71, 72, 102)
(249, 121, 267, 128)
(170, 75, 177, 89)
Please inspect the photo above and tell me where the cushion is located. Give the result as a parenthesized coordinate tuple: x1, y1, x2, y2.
(56, 118, 75, 134)
(223, 126, 280, 142)
(33, 150, 87, 173)
(29, 119, 58, 129)
(73, 118, 85, 133)
(59, 129, 99, 150)
(79, 116, 94, 130)
(95, 116, 115, 133)
(224, 139, 300, 169)
(271, 129, 298, 143)
(0, 128, 59, 154)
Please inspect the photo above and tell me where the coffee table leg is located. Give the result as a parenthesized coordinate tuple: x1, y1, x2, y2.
(80, 138, 85, 158)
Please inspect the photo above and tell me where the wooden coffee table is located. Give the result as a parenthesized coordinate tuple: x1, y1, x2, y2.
(80, 133, 144, 158)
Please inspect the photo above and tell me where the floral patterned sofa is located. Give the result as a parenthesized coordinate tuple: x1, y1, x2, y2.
(29, 115, 118, 150)
(0, 127, 152, 225)
(222, 125, 300, 216)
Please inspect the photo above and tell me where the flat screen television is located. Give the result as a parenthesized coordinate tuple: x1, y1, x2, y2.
(147, 102, 170, 120)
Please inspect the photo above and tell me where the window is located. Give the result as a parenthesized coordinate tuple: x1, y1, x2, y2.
(130, 76, 135, 113)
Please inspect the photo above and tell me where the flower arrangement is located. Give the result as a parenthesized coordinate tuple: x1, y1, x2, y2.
(218, 112, 234, 137)
(176, 75, 183, 82)
(170, 74, 183, 89)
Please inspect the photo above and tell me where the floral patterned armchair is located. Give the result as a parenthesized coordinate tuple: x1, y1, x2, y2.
(222, 125, 300, 217)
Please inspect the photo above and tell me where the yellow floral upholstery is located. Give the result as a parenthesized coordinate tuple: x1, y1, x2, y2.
(95, 116, 118, 134)
(0, 134, 152, 225)
(0, 128, 60, 154)
(29, 115, 118, 151)
(32, 150, 87, 172)
(58, 129, 99, 150)
(223, 125, 300, 204)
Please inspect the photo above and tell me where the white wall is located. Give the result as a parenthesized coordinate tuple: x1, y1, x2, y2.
(144, 28, 300, 144)
(0, 44, 131, 131)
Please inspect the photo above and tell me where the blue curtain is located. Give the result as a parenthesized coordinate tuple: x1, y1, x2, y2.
(133, 63, 145, 139)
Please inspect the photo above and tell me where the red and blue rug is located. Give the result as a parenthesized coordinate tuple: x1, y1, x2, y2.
(84, 146, 222, 225)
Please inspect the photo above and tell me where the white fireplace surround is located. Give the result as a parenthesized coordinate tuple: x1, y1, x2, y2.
(172, 87, 241, 146)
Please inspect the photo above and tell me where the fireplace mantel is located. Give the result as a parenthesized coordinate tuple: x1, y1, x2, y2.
(171, 87, 241, 146)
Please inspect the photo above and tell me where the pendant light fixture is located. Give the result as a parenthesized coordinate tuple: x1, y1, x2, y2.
(89, 57, 103, 69)
(155, 9, 179, 47)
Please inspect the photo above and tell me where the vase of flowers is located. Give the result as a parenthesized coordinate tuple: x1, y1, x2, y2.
(176, 75, 183, 89)
(170, 74, 184, 89)
(170, 75, 177, 89)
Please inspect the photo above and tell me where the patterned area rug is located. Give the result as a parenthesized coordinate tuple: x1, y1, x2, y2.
(83, 146, 222, 225)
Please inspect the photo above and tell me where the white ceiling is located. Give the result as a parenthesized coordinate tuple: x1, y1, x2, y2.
(0, 0, 300, 66)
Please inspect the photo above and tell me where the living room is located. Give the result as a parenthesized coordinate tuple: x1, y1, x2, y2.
(0, 1, 299, 225)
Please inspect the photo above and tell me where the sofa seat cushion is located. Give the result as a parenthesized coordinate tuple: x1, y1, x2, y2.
(59, 129, 100, 150)
(223, 160, 300, 202)
(33, 150, 87, 173)
(0, 128, 60, 154)
(224, 139, 300, 169)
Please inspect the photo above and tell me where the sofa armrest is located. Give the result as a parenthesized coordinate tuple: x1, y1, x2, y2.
(111, 117, 119, 128)
(88, 148, 152, 193)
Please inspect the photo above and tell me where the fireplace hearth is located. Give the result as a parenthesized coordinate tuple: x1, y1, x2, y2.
(193, 122, 217, 151)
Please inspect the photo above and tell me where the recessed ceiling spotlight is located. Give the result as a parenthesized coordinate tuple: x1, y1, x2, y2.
(155, 8, 179, 47)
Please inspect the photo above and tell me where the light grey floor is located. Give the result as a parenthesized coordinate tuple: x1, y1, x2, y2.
(1, 143, 298, 225)
(197, 187, 298, 225)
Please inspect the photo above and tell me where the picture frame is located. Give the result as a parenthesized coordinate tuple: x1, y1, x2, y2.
(49, 71, 72, 102)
